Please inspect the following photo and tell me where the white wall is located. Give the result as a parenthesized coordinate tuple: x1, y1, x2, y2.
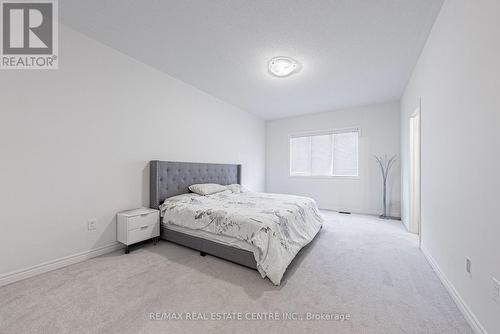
(0, 25, 266, 278)
(401, 0, 500, 332)
(266, 102, 401, 217)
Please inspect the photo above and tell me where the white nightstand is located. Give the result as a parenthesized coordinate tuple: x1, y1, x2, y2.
(117, 208, 160, 254)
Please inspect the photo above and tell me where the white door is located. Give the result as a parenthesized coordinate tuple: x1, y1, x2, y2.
(409, 107, 421, 240)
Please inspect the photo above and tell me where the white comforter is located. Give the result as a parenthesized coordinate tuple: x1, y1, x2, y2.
(159, 191, 324, 285)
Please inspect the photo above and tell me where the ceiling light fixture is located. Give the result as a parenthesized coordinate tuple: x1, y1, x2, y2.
(268, 56, 299, 77)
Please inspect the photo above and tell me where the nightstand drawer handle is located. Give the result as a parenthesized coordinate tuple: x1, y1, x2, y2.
(140, 213, 149, 217)
(140, 225, 148, 229)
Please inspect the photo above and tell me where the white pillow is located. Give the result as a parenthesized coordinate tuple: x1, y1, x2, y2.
(226, 184, 250, 193)
(226, 184, 241, 194)
(188, 183, 227, 195)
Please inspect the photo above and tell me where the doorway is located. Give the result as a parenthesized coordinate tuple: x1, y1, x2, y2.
(409, 106, 421, 241)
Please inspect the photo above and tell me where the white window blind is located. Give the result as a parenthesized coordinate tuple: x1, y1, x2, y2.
(290, 129, 359, 177)
(332, 131, 359, 176)
(311, 134, 333, 175)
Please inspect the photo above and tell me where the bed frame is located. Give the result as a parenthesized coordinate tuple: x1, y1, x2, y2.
(149, 160, 257, 269)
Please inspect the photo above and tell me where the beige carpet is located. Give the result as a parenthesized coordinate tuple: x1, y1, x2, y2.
(0, 211, 472, 334)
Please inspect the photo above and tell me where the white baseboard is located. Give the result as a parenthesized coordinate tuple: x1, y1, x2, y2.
(0, 242, 123, 288)
(319, 206, 401, 219)
(420, 243, 487, 334)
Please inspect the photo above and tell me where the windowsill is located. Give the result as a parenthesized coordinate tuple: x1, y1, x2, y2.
(289, 175, 360, 180)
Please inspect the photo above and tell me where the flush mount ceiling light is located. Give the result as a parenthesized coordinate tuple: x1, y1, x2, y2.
(268, 56, 299, 77)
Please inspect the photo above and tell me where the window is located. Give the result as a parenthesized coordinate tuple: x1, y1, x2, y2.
(290, 128, 359, 177)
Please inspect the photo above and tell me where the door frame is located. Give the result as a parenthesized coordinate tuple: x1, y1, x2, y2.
(409, 102, 421, 245)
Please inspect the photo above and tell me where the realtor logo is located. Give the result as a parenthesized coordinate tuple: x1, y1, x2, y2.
(1, 0, 58, 69)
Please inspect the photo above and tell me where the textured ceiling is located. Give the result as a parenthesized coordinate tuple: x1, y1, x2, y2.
(60, 0, 443, 119)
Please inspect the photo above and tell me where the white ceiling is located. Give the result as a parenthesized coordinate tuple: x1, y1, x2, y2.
(60, 0, 443, 120)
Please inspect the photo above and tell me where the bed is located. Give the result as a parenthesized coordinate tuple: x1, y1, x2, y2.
(149, 160, 323, 285)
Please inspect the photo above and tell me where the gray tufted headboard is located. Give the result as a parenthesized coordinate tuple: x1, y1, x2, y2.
(149, 161, 241, 209)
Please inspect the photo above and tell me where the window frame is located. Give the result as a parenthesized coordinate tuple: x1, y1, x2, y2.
(288, 127, 360, 180)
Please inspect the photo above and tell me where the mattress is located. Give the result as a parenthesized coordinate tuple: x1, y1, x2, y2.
(161, 222, 256, 252)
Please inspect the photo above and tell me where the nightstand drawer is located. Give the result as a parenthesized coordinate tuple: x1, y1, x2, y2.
(128, 223, 160, 244)
(127, 211, 159, 231)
